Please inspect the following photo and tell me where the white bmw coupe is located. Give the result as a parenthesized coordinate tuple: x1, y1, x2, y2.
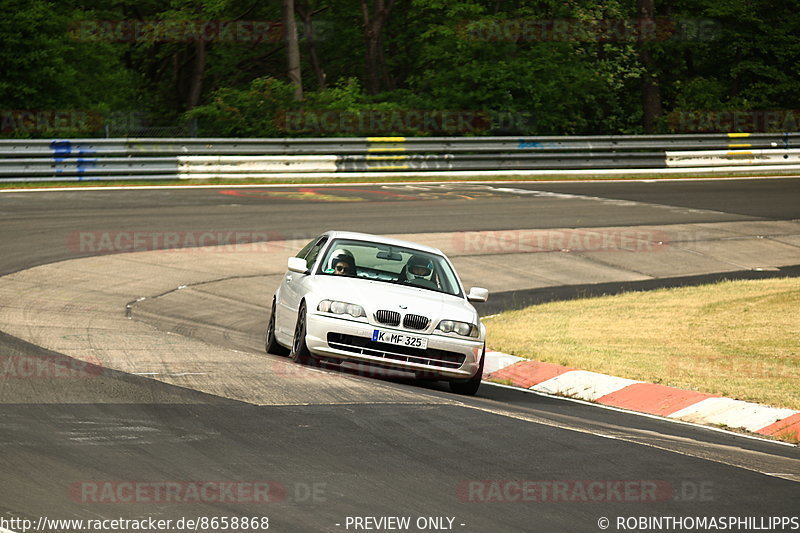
(266, 231, 489, 395)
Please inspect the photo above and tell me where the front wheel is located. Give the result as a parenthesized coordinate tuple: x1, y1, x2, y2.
(265, 298, 289, 356)
(449, 345, 485, 396)
(290, 302, 314, 365)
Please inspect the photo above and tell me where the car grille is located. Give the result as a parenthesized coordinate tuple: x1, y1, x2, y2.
(403, 313, 430, 330)
(375, 310, 430, 331)
(327, 333, 466, 369)
(375, 310, 401, 326)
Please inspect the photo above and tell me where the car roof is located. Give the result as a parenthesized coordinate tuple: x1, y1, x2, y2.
(322, 231, 445, 256)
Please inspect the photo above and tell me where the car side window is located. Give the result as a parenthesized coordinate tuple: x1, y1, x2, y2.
(295, 237, 319, 259)
(303, 237, 328, 270)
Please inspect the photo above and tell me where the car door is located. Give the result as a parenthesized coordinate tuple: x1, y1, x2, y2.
(277, 235, 328, 337)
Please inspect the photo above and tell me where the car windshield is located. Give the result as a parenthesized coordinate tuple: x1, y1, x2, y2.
(317, 238, 463, 297)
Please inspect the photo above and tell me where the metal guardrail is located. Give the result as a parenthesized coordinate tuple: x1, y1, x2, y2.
(0, 133, 798, 182)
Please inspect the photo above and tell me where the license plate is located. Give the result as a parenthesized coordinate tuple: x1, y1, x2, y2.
(372, 329, 428, 349)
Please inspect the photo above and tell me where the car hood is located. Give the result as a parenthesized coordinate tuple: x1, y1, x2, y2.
(309, 276, 478, 325)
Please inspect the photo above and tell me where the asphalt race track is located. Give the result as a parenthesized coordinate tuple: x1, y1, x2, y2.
(1, 178, 799, 533)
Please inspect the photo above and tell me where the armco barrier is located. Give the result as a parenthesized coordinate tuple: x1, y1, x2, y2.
(0, 133, 798, 182)
(665, 148, 800, 167)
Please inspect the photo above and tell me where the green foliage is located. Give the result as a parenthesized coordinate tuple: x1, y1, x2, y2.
(188, 77, 408, 137)
(0, 1, 140, 128)
(186, 77, 297, 137)
(2, 0, 799, 137)
(302, 78, 374, 110)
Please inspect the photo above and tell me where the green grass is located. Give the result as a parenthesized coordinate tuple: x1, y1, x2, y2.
(485, 278, 800, 410)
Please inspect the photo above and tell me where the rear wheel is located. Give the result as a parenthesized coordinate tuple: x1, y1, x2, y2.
(265, 298, 289, 356)
(449, 345, 485, 396)
(290, 302, 314, 365)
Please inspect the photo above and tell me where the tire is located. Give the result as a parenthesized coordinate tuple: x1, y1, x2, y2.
(449, 344, 485, 396)
(290, 302, 314, 365)
(265, 298, 289, 356)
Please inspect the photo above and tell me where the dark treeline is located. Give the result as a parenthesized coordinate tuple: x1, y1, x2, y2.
(1, 0, 798, 137)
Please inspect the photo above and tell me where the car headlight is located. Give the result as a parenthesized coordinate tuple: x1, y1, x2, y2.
(436, 319, 478, 338)
(317, 299, 366, 318)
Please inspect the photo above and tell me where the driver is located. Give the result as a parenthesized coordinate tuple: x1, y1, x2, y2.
(329, 249, 356, 276)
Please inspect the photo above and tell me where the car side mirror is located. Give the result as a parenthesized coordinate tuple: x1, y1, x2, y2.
(287, 257, 309, 274)
(467, 287, 489, 303)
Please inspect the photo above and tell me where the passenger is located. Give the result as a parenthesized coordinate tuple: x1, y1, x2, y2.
(406, 255, 433, 279)
(403, 255, 438, 289)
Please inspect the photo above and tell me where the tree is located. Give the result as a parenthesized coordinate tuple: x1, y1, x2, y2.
(360, 0, 396, 95)
(283, 0, 304, 100)
(0, 0, 140, 136)
(4, 0, 799, 137)
(638, 0, 661, 133)
(296, 1, 328, 90)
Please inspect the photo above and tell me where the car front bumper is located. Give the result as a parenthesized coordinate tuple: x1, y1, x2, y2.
(304, 313, 483, 379)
